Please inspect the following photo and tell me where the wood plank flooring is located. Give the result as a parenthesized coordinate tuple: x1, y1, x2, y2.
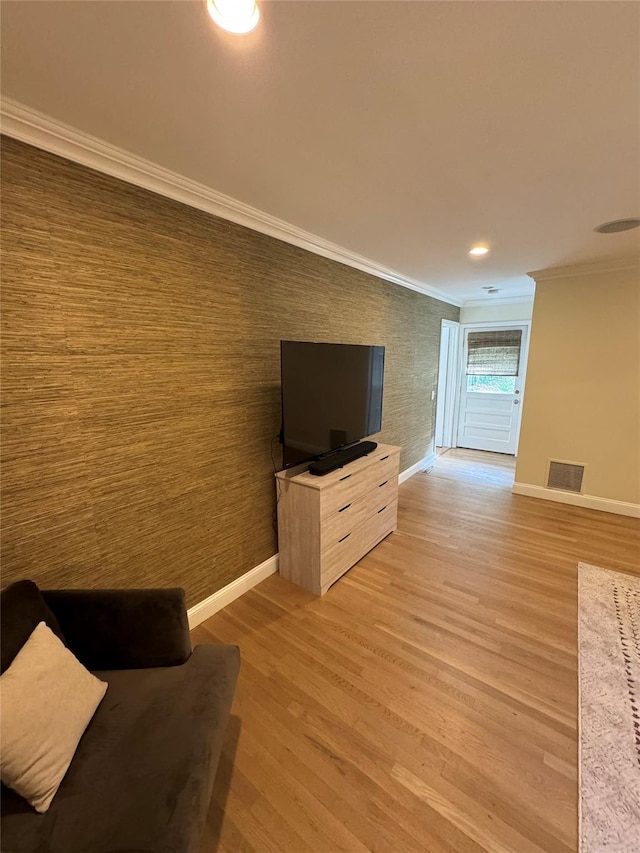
(192, 449, 639, 852)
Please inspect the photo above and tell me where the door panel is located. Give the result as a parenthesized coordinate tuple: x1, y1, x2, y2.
(456, 325, 528, 455)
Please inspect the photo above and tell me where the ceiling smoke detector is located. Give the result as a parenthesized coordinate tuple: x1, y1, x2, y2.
(594, 218, 640, 234)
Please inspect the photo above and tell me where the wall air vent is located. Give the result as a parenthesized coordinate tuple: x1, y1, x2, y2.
(546, 460, 585, 493)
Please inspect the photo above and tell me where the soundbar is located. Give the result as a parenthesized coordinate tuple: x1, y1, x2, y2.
(308, 441, 378, 476)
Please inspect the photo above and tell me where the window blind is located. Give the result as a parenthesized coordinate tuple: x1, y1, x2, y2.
(466, 330, 522, 376)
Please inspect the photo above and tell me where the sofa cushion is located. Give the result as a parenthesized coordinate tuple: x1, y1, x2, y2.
(42, 588, 192, 670)
(0, 580, 65, 673)
(0, 622, 108, 813)
(0, 643, 241, 853)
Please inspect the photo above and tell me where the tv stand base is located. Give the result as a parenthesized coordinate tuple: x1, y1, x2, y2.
(275, 443, 401, 595)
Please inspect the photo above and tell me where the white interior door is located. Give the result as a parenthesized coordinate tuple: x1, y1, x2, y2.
(434, 320, 460, 448)
(456, 324, 528, 455)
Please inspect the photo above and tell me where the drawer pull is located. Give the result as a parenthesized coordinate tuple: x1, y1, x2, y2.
(338, 503, 352, 513)
(378, 480, 388, 488)
(338, 533, 351, 543)
(339, 474, 352, 482)
(377, 505, 388, 514)
(380, 454, 390, 461)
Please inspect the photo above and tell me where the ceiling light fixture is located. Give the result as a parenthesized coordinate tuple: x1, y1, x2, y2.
(206, 0, 260, 34)
(594, 218, 640, 234)
(469, 245, 489, 257)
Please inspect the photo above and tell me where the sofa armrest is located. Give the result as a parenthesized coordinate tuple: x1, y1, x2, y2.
(42, 588, 192, 671)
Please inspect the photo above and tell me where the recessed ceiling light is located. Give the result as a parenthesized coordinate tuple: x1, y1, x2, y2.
(469, 246, 489, 257)
(594, 218, 640, 234)
(206, 0, 260, 34)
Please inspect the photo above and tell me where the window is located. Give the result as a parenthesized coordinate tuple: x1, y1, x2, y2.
(465, 329, 522, 394)
(466, 375, 517, 394)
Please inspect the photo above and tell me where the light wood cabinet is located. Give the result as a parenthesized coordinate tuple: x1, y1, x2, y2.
(275, 444, 401, 595)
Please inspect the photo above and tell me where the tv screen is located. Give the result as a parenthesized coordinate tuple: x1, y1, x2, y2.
(280, 341, 385, 469)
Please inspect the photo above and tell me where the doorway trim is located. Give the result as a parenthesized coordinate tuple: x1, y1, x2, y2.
(435, 319, 461, 449)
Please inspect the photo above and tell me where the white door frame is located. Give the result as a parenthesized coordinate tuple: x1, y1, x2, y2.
(435, 319, 460, 448)
(455, 320, 532, 454)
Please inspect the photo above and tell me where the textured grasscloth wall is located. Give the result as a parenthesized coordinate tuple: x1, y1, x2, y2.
(1, 137, 459, 605)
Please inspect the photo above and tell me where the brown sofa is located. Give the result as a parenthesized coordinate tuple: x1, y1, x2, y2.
(0, 580, 240, 853)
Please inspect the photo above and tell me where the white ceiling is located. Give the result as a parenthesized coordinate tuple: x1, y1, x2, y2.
(1, 0, 639, 304)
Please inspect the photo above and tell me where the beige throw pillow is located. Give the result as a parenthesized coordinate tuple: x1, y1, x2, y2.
(0, 621, 107, 812)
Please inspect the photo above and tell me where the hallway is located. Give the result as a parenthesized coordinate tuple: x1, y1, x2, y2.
(431, 447, 516, 489)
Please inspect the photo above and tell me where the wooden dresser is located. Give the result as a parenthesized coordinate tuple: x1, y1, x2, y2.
(275, 444, 401, 595)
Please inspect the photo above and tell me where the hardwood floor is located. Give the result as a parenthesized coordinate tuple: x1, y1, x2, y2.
(431, 447, 516, 488)
(192, 449, 639, 853)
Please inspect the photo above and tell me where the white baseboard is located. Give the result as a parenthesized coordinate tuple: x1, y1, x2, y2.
(512, 482, 640, 519)
(399, 451, 437, 484)
(187, 554, 279, 629)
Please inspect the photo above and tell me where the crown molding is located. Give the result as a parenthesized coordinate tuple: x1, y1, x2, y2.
(462, 294, 535, 308)
(0, 98, 461, 307)
(528, 257, 640, 282)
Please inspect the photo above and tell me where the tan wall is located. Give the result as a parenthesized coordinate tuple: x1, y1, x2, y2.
(460, 300, 534, 324)
(0, 137, 459, 605)
(515, 264, 640, 505)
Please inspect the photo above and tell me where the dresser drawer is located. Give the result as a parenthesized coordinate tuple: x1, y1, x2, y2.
(364, 499, 398, 554)
(321, 496, 368, 553)
(320, 527, 365, 588)
(367, 453, 400, 493)
(365, 475, 398, 516)
(320, 467, 374, 519)
(320, 453, 399, 519)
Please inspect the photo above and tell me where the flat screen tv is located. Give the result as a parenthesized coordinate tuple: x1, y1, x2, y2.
(280, 340, 385, 469)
